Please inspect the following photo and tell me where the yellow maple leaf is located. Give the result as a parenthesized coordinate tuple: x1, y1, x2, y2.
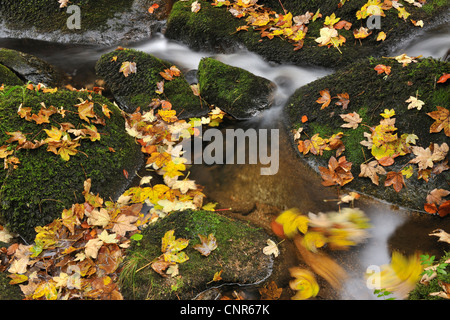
(76, 100, 96, 123)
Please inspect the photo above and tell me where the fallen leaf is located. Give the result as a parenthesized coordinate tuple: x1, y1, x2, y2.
(427, 106, 450, 137)
(377, 31, 386, 41)
(193, 233, 218, 257)
(437, 73, 450, 84)
(259, 281, 282, 300)
(384, 171, 406, 192)
(340, 112, 362, 129)
(316, 89, 331, 109)
(263, 239, 279, 257)
(334, 92, 350, 109)
(429, 229, 450, 244)
(148, 3, 159, 13)
(359, 160, 386, 185)
(119, 61, 137, 77)
(374, 64, 391, 75)
(405, 96, 425, 110)
(426, 189, 450, 206)
(191, 0, 201, 13)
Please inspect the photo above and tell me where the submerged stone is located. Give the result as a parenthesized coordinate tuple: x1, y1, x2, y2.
(119, 210, 274, 300)
(0, 87, 143, 241)
(284, 57, 450, 212)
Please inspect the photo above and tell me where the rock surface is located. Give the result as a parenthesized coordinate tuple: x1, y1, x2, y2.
(0, 87, 143, 241)
(198, 57, 276, 119)
(0, 48, 67, 87)
(95, 49, 208, 118)
(284, 56, 450, 212)
(120, 210, 274, 300)
(165, 0, 449, 69)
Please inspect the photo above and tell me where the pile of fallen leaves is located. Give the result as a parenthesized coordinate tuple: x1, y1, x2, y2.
(186, 0, 430, 52)
(0, 59, 232, 299)
(0, 84, 111, 170)
(292, 56, 449, 216)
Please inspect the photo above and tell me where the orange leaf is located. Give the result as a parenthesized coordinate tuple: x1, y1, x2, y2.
(438, 200, 450, 217)
(424, 203, 438, 214)
(427, 106, 450, 137)
(301, 115, 308, 123)
(148, 3, 159, 13)
(437, 73, 450, 84)
(316, 89, 331, 109)
(374, 64, 391, 75)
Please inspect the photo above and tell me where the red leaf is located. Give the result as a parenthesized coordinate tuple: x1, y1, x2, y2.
(270, 220, 286, 239)
(148, 3, 159, 14)
(438, 200, 450, 217)
(123, 169, 129, 179)
(437, 73, 450, 84)
(424, 203, 438, 214)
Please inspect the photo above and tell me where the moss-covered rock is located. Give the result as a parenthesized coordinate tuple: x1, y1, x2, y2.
(95, 49, 207, 118)
(0, 0, 167, 44)
(165, 0, 449, 69)
(0, 48, 66, 87)
(119, 210, 274, 300)
(0, 271, 23, 300)
(198, 57, 275, 119)
(284, 57, 450, 212)
(0, 86, 143, 241)
(408, 251, 450, 300)
(0, 64, 23, 86)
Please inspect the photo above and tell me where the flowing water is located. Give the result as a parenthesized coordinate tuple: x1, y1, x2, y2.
(0, 20, 449, 299)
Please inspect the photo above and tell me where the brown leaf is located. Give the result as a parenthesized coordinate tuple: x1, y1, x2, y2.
(259, 281, 283, 300)
(429, 229, 450, 244)
(426, 189, 450, 206)
(319, 156, 354, 187)
(359, 160, 386, 185)
(316, 89, 331, 109)
(334, 92, 350, 109)
(427, 106, 450, 137)
(384, 171, 406, 192)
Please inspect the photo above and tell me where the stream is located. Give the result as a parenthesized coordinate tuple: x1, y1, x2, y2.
(0, 20, 449, 300)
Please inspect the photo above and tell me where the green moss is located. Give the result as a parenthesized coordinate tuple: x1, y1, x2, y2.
(1, 0, 134, 33)
(197, 57, 274, 119)
(0, 87, 142, 241)
(0, 271, 23, 300)
(166, 0, 449, 69)
(285, 57, 450, 211)
(95, 49, 205, 118)
(0, 64, 23, 86)
(120, 210, 272, 300)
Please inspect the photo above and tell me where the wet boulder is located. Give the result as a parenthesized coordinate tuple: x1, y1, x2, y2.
(284, 57, 450, 212)
(119, 210, 274, 300)
(0, 48, 66, 87)
(165, 0, 449, 69)
(0, 87, 143, 242)
(0, 64, 23, 86)
(95, 49, 207, 118)
(0, 0, 168, 45)
(198, 57, 276, 119)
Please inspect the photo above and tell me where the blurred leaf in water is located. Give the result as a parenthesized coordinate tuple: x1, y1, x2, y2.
(289, 267, 319, 300)
(367, 251, 423, 299)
